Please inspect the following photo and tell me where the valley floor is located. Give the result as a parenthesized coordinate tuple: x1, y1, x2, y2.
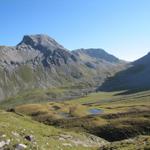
(0, 88, 150, 149)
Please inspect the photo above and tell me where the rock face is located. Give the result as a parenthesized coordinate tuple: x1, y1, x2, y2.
(100, 52, 150, 91)
(0, 34, 127, 100)
(18, 34, 65, 51)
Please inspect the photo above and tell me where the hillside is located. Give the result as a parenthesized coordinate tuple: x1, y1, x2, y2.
(0, 109, 108, 150)
(0, 34, 127, 101)
(99, 52, 150, 92)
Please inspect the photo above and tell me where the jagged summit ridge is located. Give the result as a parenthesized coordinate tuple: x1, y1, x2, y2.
(0, 34, 76, 67)
(17, 34, 65, 51)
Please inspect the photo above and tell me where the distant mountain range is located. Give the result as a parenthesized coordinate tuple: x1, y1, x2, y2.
(0, 34, 127, 100)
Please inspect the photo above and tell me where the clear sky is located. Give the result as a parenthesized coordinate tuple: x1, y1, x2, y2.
(0, 0, 150, 61)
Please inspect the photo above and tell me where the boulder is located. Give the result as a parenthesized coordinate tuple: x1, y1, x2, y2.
(24, 135, 34, 142)
(15, 144, 27, 150)
(0, 141, 6, 148)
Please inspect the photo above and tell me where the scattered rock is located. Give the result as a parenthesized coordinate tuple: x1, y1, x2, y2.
(12, 131, 19, 137)
(15, 144, 27, 150)
(59, 137, 65, 141)
(24, 135, 34, 142)
(7, 108, 15, 112)
(0, 139, 10, 148)
(1, 134, 6, 138)
(0, 141, 6, 148)
(60, 134, 73, 139)
(5, 139, 10, 145)
(62, 143, 72, 147)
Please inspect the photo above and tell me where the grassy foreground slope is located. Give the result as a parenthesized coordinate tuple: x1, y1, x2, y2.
(0, 110, 108, 150)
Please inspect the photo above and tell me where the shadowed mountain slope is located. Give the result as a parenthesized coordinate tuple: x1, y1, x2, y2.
(99, 52, 150, 93)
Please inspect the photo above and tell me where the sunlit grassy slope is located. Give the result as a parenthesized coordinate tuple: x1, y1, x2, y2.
(0, 110, 107, 150)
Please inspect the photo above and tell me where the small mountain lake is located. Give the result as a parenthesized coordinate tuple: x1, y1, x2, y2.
(88, 108, 104, 115)
(59, 108, 104, 119)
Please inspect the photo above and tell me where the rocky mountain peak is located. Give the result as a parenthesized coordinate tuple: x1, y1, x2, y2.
(17, 34, 65, 51)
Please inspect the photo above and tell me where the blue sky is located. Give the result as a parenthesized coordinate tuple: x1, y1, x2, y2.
(0, 0, 150, 61)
